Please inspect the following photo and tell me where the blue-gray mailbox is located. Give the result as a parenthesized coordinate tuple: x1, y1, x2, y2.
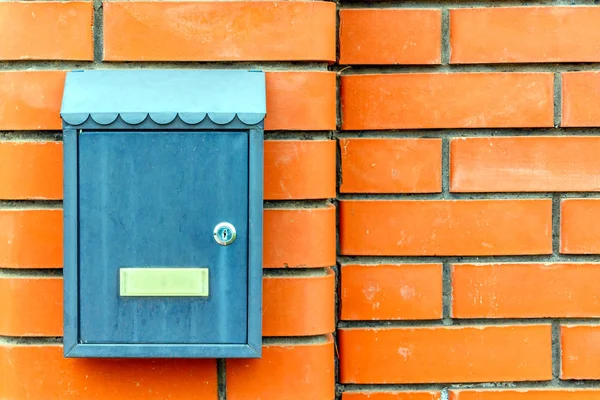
(60, 70, 265, 358)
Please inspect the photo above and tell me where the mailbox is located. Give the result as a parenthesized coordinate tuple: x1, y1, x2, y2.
(60, 70, 265, 358)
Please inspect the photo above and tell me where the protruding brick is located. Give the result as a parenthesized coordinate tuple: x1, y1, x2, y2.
(339, 325, 552, 384)
(343, 392, 441, 400)
(263, 269, 335, 336)
(264, 206, 336, 268)
(451, 7, 600, 63)
(451, 137, 600, 192)
(227, 336, 334, 400)
(0, 142, 63, 200)
(453, 263, 600, 318)
(0, 71, 65, 130)
(561, 199, 600, 254)
(0, 345, 217, 400)
(264, 140, 336, 200)
(0, 2, 93, 60)
(562, 325, 600, 379)
(341, 73, 553, 130)
(0, 277, 62, 336)
(0, 71, 336, 132)
(340, 138, 442, 194)
(0, 271, 335, 338)
(8, 139, 337, 201)
(450, 389, 600, 400)
(339, 200, 552, 256)
(339, 9, 441, 65)
(0, 210, 63, 269)
(104, 2, 336, 61)
(562, 72, 600, 127)
(265, 72, 337, 131)
(341, 264, 443, 320)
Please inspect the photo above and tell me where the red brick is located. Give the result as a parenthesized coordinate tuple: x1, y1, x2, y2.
(340, 138, 442, 194)
(0, 210, 63, 269)
(561, 325, 600, 379)
(451, 137, 600, 192)
(339, 325, 552, 384)
(561, 199, 600, 254)
(339, 200, 552, 256)
(0, 271, 334, 338)
(0, 142, 62, 200)
(453, 263, 600, 318)
(0, 277, 62, 336)
(0, 71, 65, 131)
(341, 73, 554, 130)
(0, 2, 93, 61)
(1, 207, 336, 269)
(451, 7, 600, 63)
(562, 72, 600, 127)
(104, 2, 336, 61)
(227, 336, 334, 400)
(263, 269, 335, 336)
(264, 206, 336, 268)
(340, 264, 443, 320)
(339, 9, 441, 65)
(450, 389, 600, 400)
(265, 72, 336, 131)
(0, 71, 336, 131)
(0, 345, 217, 400)
(343, 392, 441, 400)
(264, 140, 336, 200)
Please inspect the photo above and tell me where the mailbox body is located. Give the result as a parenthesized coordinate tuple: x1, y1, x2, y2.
(61, 70, 264, 358)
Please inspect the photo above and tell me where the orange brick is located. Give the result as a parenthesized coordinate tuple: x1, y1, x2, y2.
(562, 72, 600, 127)
(0, 210, 62, 269)
(339, 325, 552, 384)
(264, 140, 336, 200)
(453, 263, 600, 318)
(0, 142, 62, 200)
(340, 138, 442, 193)
(264, 206, 336, 268)
(450, 389, 600, 400)
(343, 392, 441, 400)
(561, 199, 600, 254)
(339, 9, 441, 65)
(561, 325, 600, 379)
(0, 2, 93, 61)
(0, 345, 217, 400)
(450, 137, 600, 192)
(2, 208, 336, 269)
(451, 7, 600, 63)
(0, 276, 62, 336)
(0, 271, 334, 338)
(263, 269, 335, 336)
(341, 73, 553, 130)
(0, 71, 335, 132)
(227, 336, 334, 400)
(265, 72, 336, 131)
(340, 264, 443, 320)
(0, 71, 65, 131)
(339, 200, 552, 256)
(103, 1, 336, 61)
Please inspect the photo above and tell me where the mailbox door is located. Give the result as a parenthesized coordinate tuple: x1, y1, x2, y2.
(77, 131, 249, 344)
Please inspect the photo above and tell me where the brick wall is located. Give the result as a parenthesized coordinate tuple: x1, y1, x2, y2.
(2, 1, 600, 399)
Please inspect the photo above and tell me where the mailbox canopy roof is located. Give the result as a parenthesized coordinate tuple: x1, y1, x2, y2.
(60, 70, 266, 127)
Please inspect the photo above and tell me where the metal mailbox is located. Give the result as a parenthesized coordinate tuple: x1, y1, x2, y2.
(60, 70, 265, 358)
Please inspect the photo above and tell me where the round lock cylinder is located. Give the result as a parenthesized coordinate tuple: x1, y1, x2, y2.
(213, 222, 237, 246)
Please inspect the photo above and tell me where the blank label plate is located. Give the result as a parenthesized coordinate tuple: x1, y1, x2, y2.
(119, 268, 209, 297)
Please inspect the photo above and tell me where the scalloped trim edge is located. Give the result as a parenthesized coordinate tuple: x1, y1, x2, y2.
(60, 112, 265, 127)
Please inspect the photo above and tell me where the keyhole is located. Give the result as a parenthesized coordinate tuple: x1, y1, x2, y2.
(214, 222, 236, 246)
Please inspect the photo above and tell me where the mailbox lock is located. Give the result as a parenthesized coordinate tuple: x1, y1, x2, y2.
(213, 222, 236, 246)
